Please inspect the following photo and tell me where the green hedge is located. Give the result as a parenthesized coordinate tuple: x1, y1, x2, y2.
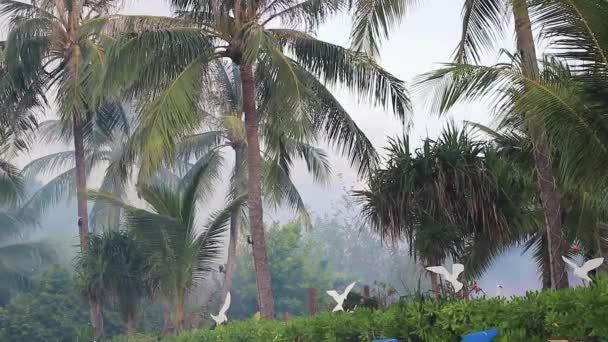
(116, 279, 608, 342)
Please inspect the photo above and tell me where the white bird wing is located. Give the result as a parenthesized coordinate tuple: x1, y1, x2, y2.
(451, 264, 465, 278)
(326, 290, 341, 302)
(562, 256, 579, 270)
(220, 292, 231, 315)
(581, 258, 604, 273)
(426, 266, 450, 278)
(343, 282, 357, 296)
(210, 314, 220, 324)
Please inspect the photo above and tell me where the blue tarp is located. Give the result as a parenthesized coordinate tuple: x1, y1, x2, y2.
(461, 329, 498, 342)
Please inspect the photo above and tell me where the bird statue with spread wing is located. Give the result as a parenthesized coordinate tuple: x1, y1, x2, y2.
(562, 256, 604, 282)
(210, 292, 231, 325)
(426, 263, 465, 292)
(327, 281, 356, 312)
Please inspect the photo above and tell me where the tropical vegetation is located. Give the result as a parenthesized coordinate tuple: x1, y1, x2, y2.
(114, 276, 608, 342)
(1, 0, 608, 340)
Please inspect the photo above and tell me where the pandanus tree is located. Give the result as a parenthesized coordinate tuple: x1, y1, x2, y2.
(355, 124, 531, 294)
(108, 0, 410, 318)
(90, 158, 245, 332)
(177, 61, 335, 298)
(76, 230, 153, 336)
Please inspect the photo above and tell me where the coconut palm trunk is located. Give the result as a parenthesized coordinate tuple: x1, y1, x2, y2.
(75, 114, 104, 337)
(240, 64, 275, 319)
(68, 2, 101, 334)
(541, 233, 552, 290)
(127, 311, 135, 336)
(175, 290, 185, 331)
(512, 0, 568, 289)
(222, 145, 245, 299)
(221, 207, 240, 297)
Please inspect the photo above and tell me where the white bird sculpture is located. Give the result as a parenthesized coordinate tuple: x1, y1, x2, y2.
(326, 281, 356, 312)
(210, 292, 231, 325)
(562, 256, 604, 282)
(496, 285, 503, 297)
(426, 263, 465, 292)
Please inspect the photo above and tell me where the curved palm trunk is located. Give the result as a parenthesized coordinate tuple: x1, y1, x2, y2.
(222, 145, 245, 298)
(512, 0, 568, 289)
(221, 208, 240, 298)
(239, 64, 275, 319)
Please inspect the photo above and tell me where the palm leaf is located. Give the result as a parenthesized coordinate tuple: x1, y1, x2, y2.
(349, 0, 417, 57)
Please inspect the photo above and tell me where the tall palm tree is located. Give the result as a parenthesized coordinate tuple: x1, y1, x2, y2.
(177, 61, 337, 298)
(474, 119, 608, 285)
(0, 1, 148, 334)
(90, 157, 245, 332)
(355, 124, 530, 295)
(412, 0, 573, 289)
(107, 0, 410, 318)
(76, 230, 154, 336)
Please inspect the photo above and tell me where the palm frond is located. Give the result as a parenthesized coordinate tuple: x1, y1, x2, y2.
(192, 195, 246, 282)
(0, 158, 23, 206)
(455, 0, 507, 64)
(21, 150, 76, 180)
(258, 55, 379, 175)
(178, 149, 224, 215)
(262, 158, 312, 226)
(128, 52, 213, 180)
(349, 0, 417, 57)
(263, 0, 345, 31)
(532, 0, 608, 72)
(273, 29, 411, 119)
(176, 131, 224, 163)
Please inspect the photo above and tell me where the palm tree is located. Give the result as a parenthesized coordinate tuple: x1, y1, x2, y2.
(107, 0, 410, 318)
(349, 0, 584, 290)
(411, 0, 575, 289)
(0, 1, 148, 334)
(355, 124, 531, 295)
(90, 157, 245, 332)
(176, 61, 338, 298)
(76, 230, 153, 336)
(474, 119, 608, 285)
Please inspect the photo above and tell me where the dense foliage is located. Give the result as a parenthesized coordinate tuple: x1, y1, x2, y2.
(230, 222, 344, 319)
(116, 278, 608, 342)
(0, 266, 124, 341)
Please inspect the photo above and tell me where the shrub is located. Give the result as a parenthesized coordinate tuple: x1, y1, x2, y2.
(115, 278, 608, 342)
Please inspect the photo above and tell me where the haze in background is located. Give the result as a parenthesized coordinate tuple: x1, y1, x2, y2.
(15, 0, 541, 296)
